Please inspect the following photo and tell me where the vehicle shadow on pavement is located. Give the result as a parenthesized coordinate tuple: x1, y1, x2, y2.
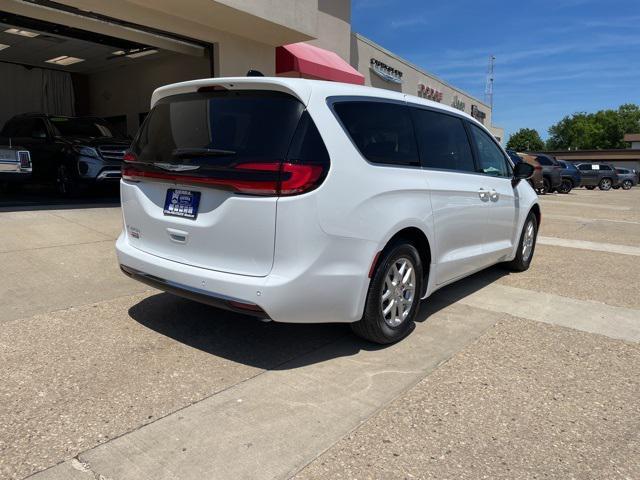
(128, 266, 511, 370)
(128, 293, 366, 370)
(415, 265, 510, 322)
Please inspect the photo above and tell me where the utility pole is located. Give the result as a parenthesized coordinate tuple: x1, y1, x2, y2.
(485, 55, 495, 112)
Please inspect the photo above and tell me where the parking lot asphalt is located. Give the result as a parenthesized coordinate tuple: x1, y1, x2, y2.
(1, 187, 639, 480)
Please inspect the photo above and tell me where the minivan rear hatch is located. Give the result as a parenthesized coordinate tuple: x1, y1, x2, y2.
(122, 89, 310, 277)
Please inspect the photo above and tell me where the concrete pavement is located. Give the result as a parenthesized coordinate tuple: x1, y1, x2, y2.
(295, 318, 640, 480)
(0, 187, 638, 479)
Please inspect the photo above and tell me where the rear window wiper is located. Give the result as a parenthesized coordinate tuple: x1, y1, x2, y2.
(172, 147, 237, 158)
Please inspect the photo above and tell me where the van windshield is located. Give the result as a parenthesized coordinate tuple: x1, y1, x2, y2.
(131, 90, 305, 166)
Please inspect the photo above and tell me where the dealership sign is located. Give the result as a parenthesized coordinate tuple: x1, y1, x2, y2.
(451, 95, 466, 111)
(471, 104, 486, 124)
(418, 83, 443, 102)
(370, 59, 403, 84)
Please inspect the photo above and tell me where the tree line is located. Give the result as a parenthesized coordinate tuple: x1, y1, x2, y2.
(506, 104, 640, 152)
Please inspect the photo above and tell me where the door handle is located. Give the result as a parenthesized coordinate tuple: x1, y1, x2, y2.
(489, 189, 499, 202)
(478, 188, 490, 202)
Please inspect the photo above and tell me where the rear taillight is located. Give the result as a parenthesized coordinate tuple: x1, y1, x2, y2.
(122, 157, 326, 197)
(123, 151, 136, 163)
(534, 165, 542, 171)
(17, 151, 31, 169)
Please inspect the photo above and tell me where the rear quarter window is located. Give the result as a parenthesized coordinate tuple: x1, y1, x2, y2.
(332, 101, 419, 167)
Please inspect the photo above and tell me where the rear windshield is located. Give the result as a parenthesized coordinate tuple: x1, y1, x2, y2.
(132, 90, 305, 165)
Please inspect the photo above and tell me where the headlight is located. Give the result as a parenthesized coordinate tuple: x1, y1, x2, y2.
(73, 146, 99, 158)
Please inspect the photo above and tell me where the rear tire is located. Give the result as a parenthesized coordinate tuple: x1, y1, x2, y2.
(541, 177, 551, 195)
(503, 212, 538, 272)
(351, 242, 423, 344)
(599, 178, 612, 191)
(558, 179, 573, 194)
(622, 180, 633, 190)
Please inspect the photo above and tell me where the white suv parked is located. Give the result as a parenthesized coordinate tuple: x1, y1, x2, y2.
(116, 77, 539, 344)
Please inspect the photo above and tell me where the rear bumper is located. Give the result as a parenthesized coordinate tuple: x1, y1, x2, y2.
(120, 264, 269, 318)
(116, 231, 373, 324)
(0, 172, 31, 182)
(550, 171, 562, 187)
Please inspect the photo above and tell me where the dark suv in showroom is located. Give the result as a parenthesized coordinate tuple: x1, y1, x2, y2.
(0, 113, 130, 195)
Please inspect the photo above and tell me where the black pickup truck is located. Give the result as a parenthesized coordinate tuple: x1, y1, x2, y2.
(0, 113, 130, 195)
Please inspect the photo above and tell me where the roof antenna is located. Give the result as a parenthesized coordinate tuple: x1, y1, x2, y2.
(246, 69, 264, 77)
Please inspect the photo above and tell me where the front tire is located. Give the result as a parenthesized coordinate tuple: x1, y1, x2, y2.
(622, 180, 633, 190)
(351, 242, 423, 344)
(56, 165, 78, 197)
(504, 212, 538, 272)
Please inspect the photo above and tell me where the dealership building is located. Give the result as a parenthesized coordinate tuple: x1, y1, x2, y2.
(0, 0, 503, 140)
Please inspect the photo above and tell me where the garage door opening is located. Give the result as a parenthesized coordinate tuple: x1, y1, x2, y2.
(0, 11, 212, 204)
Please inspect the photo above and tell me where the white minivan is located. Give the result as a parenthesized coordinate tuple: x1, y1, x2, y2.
(116, 77, 539, 344)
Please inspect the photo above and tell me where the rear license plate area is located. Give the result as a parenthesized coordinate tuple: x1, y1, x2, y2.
(163, 188, 201, 219)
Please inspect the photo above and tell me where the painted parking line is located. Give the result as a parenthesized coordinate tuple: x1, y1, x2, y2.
(538, 235, 640, 257)
(539, 199, 632, 211)
(457, 283, 640, 343)
(544, 214, 640, 225)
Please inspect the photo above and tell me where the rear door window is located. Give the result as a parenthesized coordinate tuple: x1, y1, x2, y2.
(132, 90, 305, 166)
(410, 107, 475, 173)
(333, 101, 419, 167)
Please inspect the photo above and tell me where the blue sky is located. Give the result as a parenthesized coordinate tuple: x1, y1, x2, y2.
(351, 0, 640, 141)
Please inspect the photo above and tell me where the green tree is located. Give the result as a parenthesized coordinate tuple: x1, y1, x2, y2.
(506, 128, 545, 151)
(546, 104, 640, 150)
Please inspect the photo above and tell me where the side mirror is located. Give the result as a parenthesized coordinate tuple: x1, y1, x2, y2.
(512, 162, 534, 186)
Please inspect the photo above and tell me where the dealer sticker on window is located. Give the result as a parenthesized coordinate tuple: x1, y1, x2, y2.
(163, 188, 201, 219)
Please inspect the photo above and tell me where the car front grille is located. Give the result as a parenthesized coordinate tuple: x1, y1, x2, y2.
(98, 145, 128, 161)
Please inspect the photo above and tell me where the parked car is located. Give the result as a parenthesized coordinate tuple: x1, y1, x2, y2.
(556, 160, 582, 194)
(506, 149, 543, 192)
(530, 153, 562, 194)
(0, 145, 32, 190)
(576, 163, 620, 190)
(0, 113, 130, 195)
(612, 168, 638, 190)
(116, 77, 540, 344)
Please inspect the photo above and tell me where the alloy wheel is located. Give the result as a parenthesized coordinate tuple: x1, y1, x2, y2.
(57, 165, 71, 195)
(622, 180, 632, 190)
(522, 220, 535, 262)
(600, 178, 612, 190)
(380, 257, 416, 328)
